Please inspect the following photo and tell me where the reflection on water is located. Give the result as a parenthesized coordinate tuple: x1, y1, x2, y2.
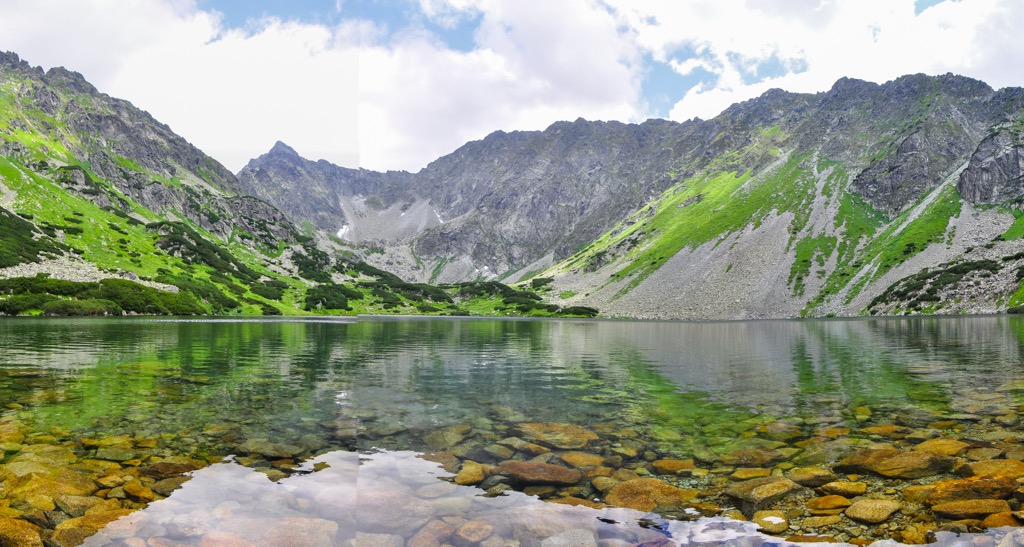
(83, 449, 1022, 547)
(85, 449, 684, 546)
(1, 315, 1024, 545)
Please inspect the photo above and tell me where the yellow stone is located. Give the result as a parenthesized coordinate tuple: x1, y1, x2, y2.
(730, 468, 771, 481)
(454, 461, 488, 486)
(561, 452, 605, 468)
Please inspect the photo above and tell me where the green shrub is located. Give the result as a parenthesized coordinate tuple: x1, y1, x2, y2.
(0, 293, 57, 315)
(303, 285, 352, 311)
(558, 306, 599, 318)
(42, 298, 122, 316)
(250, 281, 285, 301)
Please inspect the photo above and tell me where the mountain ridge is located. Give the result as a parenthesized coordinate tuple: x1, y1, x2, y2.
(238, 71, 1024, 319)
(0, 51, 592, 319)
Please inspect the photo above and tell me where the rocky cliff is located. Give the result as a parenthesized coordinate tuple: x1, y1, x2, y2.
(239, 72, 1024, 319)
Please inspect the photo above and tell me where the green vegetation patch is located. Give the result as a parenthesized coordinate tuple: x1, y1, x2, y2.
(0, 276, 203, 316)
(867, 259, 1002, 314)
(0, 206, 68, 267)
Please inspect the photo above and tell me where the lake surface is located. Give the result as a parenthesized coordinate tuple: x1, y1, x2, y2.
(1, 315, 1024, 545)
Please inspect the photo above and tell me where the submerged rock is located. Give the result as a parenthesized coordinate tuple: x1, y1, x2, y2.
(495, 461, 582, 485)
(924, 476, 1017, 506)
(724, 477, 802, 517)
(834, 448, 954, 479)
(0, 516, 42, 546)
(604, 478, 698, 512)
(516, 423, 598, 450)
(932, 499, 1011, 520)
(785, 467, 837, 487)
(845, 499, 901, 524)
(957, 459, 1024, 479)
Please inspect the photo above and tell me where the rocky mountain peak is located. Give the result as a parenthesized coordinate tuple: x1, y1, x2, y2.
(42, 66, 98, 95)
(268, 140, 300, 158)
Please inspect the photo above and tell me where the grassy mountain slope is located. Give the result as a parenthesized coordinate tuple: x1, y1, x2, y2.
(543, 77, 1024, 319)
(0, 52, 592, 318)
(238, 72, 1024, 320)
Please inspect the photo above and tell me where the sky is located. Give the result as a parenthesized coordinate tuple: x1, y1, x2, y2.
(0, 0, 1022, 173)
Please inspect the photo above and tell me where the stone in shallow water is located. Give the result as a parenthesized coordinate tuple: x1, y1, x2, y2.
(966, 447, 1004, 461)
(912, 438, 970, 456)
(718, 448, 784, 467)
(0, 516, 42, 546)
(859, 425, 913, 438)
(561, 452, 604, 469)
(806, 495, 852, 515)
(496, 437, 549, 457)
(408, 519, 455, 547)
(9, 471, 98, 501)
(844, 499, 901, 524)
(136, 461, 197, 479)
(55, 509, 136, 534)
(455, 461, 489, 485)
(819, 481, 866, 497)
(495, 461, 582, 485)
(923, 475, 1016, 506)
(151, 476, 190, 497)
(94, 446, 140, 462)
(931, 499, 1011, 520)
(53, 495, 102, 518)
(423, 425, 470, 451)
(752, 510, 788, 534)
(834, 448, 954, 479)
(982, 512, 1020, 528)
(516, 423, 597, 450)
(730, 468, 771, 481)
(651, 459, 694, 475)
(237, 439, 302, 459)
(790, 438, 863, 466)
(803, 515, 842, 528)
(755, 422, 803, 442)
(957, 458, 1024, 479)
(724, 477, 802, 517)
(454, 519, 494, 546)
(785, 467, 837, 487)
(605, 478, 698, 512)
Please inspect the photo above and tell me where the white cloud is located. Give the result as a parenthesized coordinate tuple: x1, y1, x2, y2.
(0, 0, 1022, 175)
(0, 0, 643, 173)
(605, 0, 1022, 123)
(356, 0, 642, 170)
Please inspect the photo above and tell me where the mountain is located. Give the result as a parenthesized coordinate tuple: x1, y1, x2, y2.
(239, 73, 1024, 319)
(0, 52, 586, 318)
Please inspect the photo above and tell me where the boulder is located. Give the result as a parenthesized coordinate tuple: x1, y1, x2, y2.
(913, 438, 970, 456)
(786, 467, 837, 487)
(516, 423, 597, 449)
(834, 448, 953, 479)
(923, 476, 1016, 506)
(845, 500, 901, 524)
(605, 478, 698, 512)
(724, 477, 802, 517)
(931, 499, 1011, 520)
(495, 461, 582, 485)
(957, 459, 1024, 479)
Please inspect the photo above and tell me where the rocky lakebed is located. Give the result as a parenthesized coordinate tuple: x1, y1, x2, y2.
(2, 385, 1024, 546)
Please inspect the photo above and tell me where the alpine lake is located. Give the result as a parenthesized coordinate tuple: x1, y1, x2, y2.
(2, 316, 1024, 546)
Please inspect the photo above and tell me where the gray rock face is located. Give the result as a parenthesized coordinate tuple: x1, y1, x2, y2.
(958, 130, 1024, 203)
(238, 72, 1022, 284)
